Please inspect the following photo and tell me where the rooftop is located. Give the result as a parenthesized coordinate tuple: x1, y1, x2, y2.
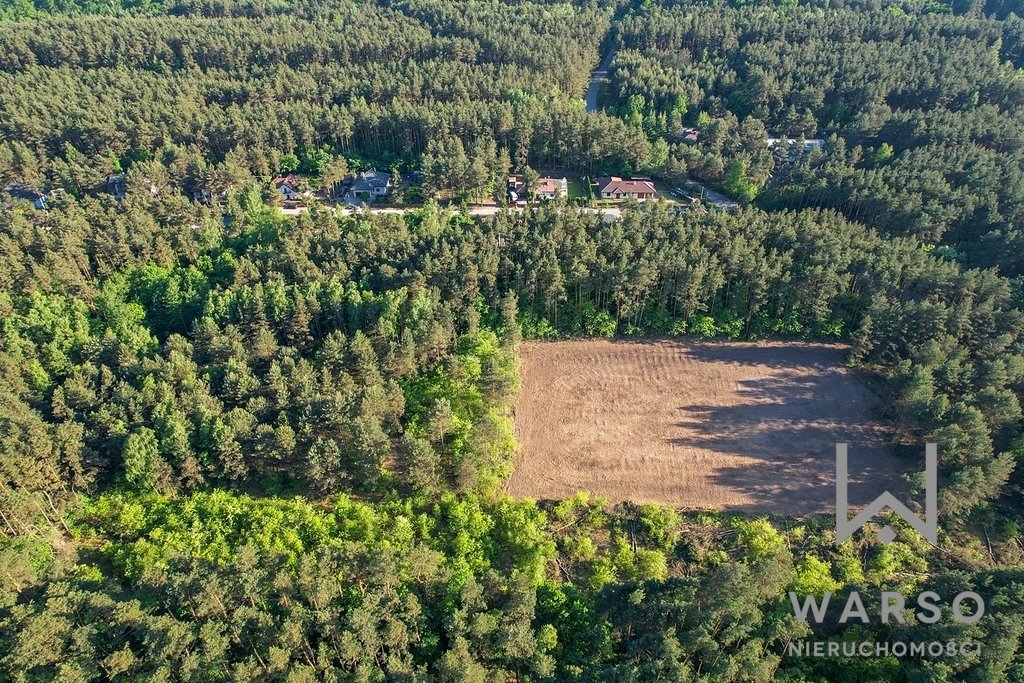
(351, 169, 392, 192)
(5, 184, 46, 201)
(596, 176, 657, 195)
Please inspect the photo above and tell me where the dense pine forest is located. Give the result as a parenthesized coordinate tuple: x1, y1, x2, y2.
(610, 0, 1024, 272)
(2, 0, 1024, 680)
(0, 0, 648, 199)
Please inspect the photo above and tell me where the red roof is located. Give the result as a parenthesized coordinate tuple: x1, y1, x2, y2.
(273, 174, 300, 188)
(534, 177, 567, 195)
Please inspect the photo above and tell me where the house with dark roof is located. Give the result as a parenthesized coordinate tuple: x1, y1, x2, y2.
(596, 176, 657, 201)
(508, 175, 526, 203)
(765, 137, 825, 152)
(5, 184, 49, 209)
(106, 173, 126, 201)
(350, 170, 392, 198)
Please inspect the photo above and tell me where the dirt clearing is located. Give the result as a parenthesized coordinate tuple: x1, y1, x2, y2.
(506, 339, 900, 515)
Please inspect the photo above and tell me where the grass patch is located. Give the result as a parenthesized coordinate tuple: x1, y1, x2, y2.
(567, 177, 589, 200)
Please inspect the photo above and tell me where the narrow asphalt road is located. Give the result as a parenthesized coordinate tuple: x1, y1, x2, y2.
(585, 45, 616, 113)
(282, 204, 623, 222)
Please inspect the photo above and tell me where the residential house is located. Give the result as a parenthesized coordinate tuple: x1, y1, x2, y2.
(191, 187, 211, 204)
(327, 175, 352, 200)
(534, 176, 568, 200)
(5, 184, 49, 210)
(596, 176, 657, 201)
(106, 173, 126, 201)
(765, 137, 825, 153)
(350, 169, 392, 198)
(507, 174, 569, 202)
(273, 174, 302, 202)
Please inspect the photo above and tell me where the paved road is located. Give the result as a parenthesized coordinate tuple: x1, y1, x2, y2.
(585, 45, 616, 113)
(282, 204, 623, 222)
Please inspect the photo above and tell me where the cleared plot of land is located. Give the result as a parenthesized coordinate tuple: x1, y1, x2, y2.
(507, 340, 900, 514)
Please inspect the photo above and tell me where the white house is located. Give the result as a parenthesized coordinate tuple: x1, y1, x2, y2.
(508, 174, 569, 202)
(533, 176, 568, 200)
(273, 174, 302, 202)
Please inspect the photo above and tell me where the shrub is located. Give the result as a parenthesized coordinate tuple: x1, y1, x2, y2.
(689, 315, 717, 338)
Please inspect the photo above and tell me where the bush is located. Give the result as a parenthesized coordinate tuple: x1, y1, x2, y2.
(638, 504, 681, 552)
(791, 555, 841, 596)
(689, 315, 718, 338)
(716, 315, 744, 339)
(733, 518, 786, 561)
(581, 301, 617, 337)
(520, 310, 559, 339)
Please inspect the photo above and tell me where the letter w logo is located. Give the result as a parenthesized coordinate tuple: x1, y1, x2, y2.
(835, 443, 937, 545)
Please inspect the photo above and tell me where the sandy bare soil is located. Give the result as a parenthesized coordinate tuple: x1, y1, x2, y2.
(506, 339, 901, 515)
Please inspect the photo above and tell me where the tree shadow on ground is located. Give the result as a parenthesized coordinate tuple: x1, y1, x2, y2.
(665, 368, 904, 516)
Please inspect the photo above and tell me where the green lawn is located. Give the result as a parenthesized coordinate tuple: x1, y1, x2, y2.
(650, 178, 684, 205)
(567, 177, 588, 200)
